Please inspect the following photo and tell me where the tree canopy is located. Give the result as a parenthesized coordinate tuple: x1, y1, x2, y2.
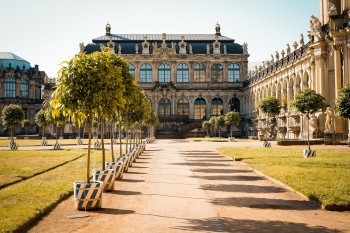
(1, 104, 24, 140)
(258, 96, 281, 116)
(291, 89, 325, 115)
(336, 85, 350, 119)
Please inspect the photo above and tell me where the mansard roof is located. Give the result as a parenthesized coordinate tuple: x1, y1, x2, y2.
(0, 52, 31, 70)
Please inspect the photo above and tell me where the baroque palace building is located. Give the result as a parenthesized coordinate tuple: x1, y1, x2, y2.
(83, 23, 250, 137)
(0, 52, 54, 136)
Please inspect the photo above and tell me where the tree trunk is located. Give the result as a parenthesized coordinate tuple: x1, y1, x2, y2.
(87, 114, 92, 183)
(101, 119, 105, 170)
(230, 125, 233, 138)
(307, 114, 311, 151)
(110, 120, 114, 161)
(118, 118, 122, 157)
(125, 119, 129, 153)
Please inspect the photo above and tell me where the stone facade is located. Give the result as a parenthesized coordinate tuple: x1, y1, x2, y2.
(248, 0, 350, 143)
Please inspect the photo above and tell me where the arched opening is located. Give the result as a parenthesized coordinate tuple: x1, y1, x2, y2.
(194, 98, 206, 120)
(229, 97, 240, 113)
(211, 97, 223, 116)
(177, 97, 189, 119)
(158, 98, 171, 116)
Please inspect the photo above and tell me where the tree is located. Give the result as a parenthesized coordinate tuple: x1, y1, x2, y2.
(291, 89, 325, 150)
(22, 119, 31, 135)
(35, 109, 51, 138)
(224, 111, 241, 138)
(51, 50, 126, 183)
(336, 85, 350, 119)
(209, 116, 217, 137)
(202, 120, 211, 137)
(258, 96, 281, 140)
(214, 115, 226, 138)
(1, 104, 25, 141)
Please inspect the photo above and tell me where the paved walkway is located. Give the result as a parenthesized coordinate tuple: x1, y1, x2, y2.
(28, 140, 350, 233)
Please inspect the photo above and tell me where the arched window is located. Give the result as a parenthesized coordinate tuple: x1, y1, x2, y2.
(194, 98, 206, 120)
(21, 78, 29, 98)
(159, 98, 171, 116)
(211, 98, 223, 116)
(229, 97, 240, 113)
(177, 97, 189, 116)
(194, 63, 206, 82)
(140, 64, 152, 83)
(211, 64, 223, 82)
(4, 77, 16, 98)
(176, 64, 189, 83)
(158, 64, 171, 82)
(129, 64, 135, 76)
(228, 64, 240, 82)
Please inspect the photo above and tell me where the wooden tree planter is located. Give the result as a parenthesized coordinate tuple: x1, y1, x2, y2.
(92, 169, 116, 192)
(73, 181, 103, 210)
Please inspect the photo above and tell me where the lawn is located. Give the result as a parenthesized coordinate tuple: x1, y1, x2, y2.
(0, 148, 108, 233)
(187, 137, 254, 142)
(0, 149, 85, 188)
(217, 147, 350, 208)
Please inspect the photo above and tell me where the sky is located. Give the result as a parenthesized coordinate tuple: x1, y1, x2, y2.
(1, 0, 319, 78)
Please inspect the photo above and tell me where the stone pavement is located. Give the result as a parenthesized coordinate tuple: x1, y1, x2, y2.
(27, 140, 350, 233)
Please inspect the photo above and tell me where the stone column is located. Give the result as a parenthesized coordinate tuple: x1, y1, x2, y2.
(189, 95, 194, 120)
(189, 62, 194, 83)
(154, 93, 158, 113)
(206, 95, 211, 118)
(16, 78, 21, 97)
(0, 79, 4, 98)
(135, 62, 140, 82)
(333, 45, 344, 133)
(171, 93, 175, 116)
(171, 62, 176, 83)
(152, 62, 158, 82)
(206, 62, 211, 82)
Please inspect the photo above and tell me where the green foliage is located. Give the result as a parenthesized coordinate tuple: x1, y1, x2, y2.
(35, 109, 50, 128)
(258, 96, 281, 116)
(202, 120, 211, 130)
(336, 85, 350, 119)
(21, 119, 31, 128)
(224, 111, 241, 127)
(290, 89, 325, 115)
(1, 104, 25, 131)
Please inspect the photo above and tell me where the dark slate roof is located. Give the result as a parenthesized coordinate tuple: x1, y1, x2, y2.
(93, 34, 235, 42)
(0, 52, 31, 70)
(87, 33, 243, 55)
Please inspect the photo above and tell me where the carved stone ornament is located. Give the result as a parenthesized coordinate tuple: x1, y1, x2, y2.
(275, 51, 279, 61)
(178, 36, 187, 55)
(206, 44, 210, 54)
(142, 36, 150, 55)
(135, 44, 139, 54)
(308, 15, 323, 42)
(328, 2, 337, 16)
(118, 44, 122, 54)
(79, 42, 85, 53)
(189, 44, 193, 54)
(242, 42, 248, 54)
(299, 33, 304, 47)
(223, 45, 227, 54)
(106, 39, 115, 54)
(212, 39, 221, 55)
(281, 49, 285, 58)
(286, 44, 291, 55)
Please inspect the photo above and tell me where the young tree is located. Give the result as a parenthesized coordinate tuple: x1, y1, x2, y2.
(209, 116, 217, 137)
(22, 119, 31, 135)
(214, 115, 226, 138)
(35, 109, 50, 138)
(224, 111, 241, 138)
(336, 85, 350, 119)
(291, 89, 325, 151)
(202, 120, 211, 137)
(258, 96, 281, 140)
(1, 104, 25, 141)
(51, 50, 126, 183)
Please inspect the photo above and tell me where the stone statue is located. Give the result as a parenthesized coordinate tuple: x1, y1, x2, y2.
(242, 43, 248, 54)
(309, 15, 322, 41)
(299, 33, 304, 47)
(135, 44, 139, 54)
(286, 44, 291, 55)
(206, 44, 210, 54)
(328, 2, 337, 16)
(324, 107, 334, 133)
(118, 44, 122, 54)
(275, 51, 279, 61)
(223, 45, 227, 54)
(310, 113, 318, 133)
(79, 42, 85, 53)
(271, 54, 274, 63)
(293, 41, 298, 50)
(189, 44, 193, 54)
(281, 49, 285, 58)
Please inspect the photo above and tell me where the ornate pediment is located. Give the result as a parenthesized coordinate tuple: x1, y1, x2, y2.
(153, 33, 176, 56)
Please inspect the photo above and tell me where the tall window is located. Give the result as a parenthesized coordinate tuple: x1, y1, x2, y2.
(4, 77, 16, 98)
(129, 64, 135, 76)
(159, 98, 171, 116)
(228, 63, 240, 82)
(140, 64, 152, 83)
(20, 78, 29, 98)
(194, 63, 206, 82)
(229, 97, 240, 113)
(177, 97, 189, 116)
(194, 98, 206, 120)
(211, 98, 223, 116)
(158, 64, 171, 82)
(211, 64, 223, 82)
(176, 64, 189, 83)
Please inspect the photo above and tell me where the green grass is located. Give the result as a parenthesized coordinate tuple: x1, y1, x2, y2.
(0, 138, 127, 147)
(187, 137, 254, 142)
(0, 149, 104, 233)
(218, 147, 350, 207)
(0, 150, 85, 187)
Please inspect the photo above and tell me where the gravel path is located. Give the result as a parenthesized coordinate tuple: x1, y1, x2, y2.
(27, 140, 350, 233)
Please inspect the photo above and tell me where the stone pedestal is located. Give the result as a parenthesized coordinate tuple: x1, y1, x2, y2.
(324, 133, 333, 145)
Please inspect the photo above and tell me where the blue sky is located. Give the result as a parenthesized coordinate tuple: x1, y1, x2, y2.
(1, 0, 318, 77)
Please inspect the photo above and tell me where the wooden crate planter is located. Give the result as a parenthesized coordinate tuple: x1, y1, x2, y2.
(9, 140, 18, 150)
(73, 181, 103, 210)
(105, 161, 123, 180)
(303, 149, 316, 158)
(92, 169, 116, 192)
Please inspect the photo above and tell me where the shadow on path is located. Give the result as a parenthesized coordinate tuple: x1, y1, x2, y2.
(200, 184, 286, 194)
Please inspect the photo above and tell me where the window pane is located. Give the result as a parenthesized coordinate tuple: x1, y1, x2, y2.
(159, 98, 171, 116)
(4, 77, 16, 98)
(194, 63, 206, 82)
(176, 64, 189, 83)
(140, 64, 152, 83)
(211, 64, 223, 82)
(158, 64, 171, 83)
(129, 64, 135, 76)
(228, 63, 240, 82)
(194, 98, 206, 119)
(177, 97, 189, 115)
(211, 98, 223, 116)
(21, 78, 29, 98)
